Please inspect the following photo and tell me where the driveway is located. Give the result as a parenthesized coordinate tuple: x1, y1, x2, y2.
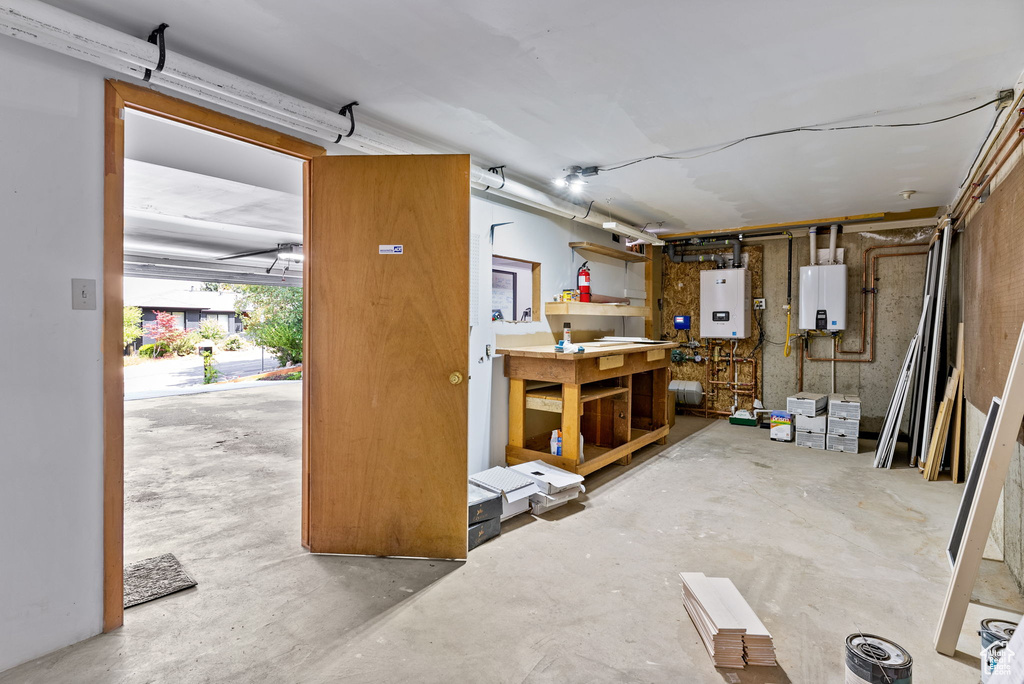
(124, 348, 283, 397)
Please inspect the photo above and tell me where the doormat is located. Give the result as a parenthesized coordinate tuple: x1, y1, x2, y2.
(123, 553, 197, 608)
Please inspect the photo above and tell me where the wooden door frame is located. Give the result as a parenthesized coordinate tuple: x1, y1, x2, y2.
(103, 80, 325, 631)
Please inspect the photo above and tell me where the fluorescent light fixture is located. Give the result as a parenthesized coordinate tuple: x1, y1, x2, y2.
(602, 221, 665, 246)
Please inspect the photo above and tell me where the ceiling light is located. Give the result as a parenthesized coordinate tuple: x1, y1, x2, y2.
(569, 178, 587, 192)
(900, 190, 916, 200)
(552, 177, 569, 188)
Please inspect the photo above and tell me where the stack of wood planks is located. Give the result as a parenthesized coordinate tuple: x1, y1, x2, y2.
(923, 323, 965, 481)
(680, 572, 776, 669)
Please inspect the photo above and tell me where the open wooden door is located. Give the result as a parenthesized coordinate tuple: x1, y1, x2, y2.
(305, 154, 470, 559)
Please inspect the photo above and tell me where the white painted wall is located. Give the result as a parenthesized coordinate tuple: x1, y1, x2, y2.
(466, 193, 648, 475)
(0, 38, 108, 671)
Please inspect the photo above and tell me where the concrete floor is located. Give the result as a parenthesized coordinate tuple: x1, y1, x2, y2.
(2, 384, 1021, 683)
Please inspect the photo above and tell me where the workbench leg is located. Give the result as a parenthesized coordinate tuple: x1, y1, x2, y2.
(509, 378, 526, 449)
(654, 367, 670, 445)
(614, 376, 632, 465)
(562, 383, 582, 468)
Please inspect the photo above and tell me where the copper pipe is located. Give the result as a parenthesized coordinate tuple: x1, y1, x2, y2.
(954, 126, 1024, 228)
(809, 249, 928, 362)
(952, 105, 1024, 219)
(838, 243, 929, 355)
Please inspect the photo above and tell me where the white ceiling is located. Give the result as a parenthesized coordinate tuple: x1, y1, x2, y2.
(56, 0, 1024, 232)
(124, 110, 304, 284)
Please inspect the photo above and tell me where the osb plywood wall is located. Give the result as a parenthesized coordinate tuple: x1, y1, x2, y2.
(661, 245, 764, 416)
(963, 158, 1024, 411)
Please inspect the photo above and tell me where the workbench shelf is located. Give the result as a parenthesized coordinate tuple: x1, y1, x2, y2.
(568, 241, 650, 263)
(544, 301, 651, 317)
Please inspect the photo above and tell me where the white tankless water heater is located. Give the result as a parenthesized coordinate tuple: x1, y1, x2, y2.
(700, 267, 751, 339)
(799, 264, 847, 331)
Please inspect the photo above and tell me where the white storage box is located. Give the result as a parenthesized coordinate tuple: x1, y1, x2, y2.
(828, 394, 861, 420)
(530, 488, 581, 515)
(826, 434, 859, 454)
(787, 392, 828, 417)
(795, 413, 828, 434)
(469, 467, 541, 521)
(827, 416, 859, 437)
(795, 431, 826, 450)
(510, 460, 584, 495)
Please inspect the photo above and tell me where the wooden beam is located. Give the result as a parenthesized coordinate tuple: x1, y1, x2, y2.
(103, 81, 125, 633)
(935, 320, 1024, 655)
(658, 208, 940, 240)
(109, 81, 325, 160)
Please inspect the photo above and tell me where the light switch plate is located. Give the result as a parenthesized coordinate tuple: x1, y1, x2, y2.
(72, 278, 97, 310)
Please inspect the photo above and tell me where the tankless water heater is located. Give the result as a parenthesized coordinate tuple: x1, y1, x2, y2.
(699, 267, 751, 339)
(799, 264, 847, 331)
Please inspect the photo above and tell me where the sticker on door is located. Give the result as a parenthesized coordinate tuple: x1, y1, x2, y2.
(379, 245, 404, 254)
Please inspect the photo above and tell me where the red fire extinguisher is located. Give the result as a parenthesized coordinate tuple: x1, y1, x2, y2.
(577, 261, 591, 302)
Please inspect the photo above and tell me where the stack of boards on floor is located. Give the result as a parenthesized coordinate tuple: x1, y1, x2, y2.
(679, 572, 776, 669)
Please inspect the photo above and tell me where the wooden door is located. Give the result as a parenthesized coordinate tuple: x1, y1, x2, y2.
(306, 154, 469, 559)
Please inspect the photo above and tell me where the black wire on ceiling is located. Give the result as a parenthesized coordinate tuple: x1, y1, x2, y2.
(598, 97, 1003, 173)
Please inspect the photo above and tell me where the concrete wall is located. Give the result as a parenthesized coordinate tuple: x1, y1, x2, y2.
(0, 38, 108, 671)
(759, 227, 931, 432)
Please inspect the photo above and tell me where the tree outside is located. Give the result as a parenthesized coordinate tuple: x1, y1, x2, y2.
(232, 285, 303, 366)
(123, 306, 144, 350)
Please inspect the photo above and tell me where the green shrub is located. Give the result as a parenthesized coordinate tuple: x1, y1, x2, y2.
(168, 331, 201, 357)
(201, 350, 220, 384)
(138, 343, 169, 358)
(257, 323, 303, 366)
(199, 318, 227, 341)
(233, 285, 302, 366)
(222, 335, 244, 351)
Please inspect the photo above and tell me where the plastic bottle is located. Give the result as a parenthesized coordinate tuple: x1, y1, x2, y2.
(563, 322, 571, 344)
(550, 429, 561, 456)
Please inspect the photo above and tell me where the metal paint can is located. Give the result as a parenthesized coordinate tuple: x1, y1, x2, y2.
(845, 634, 912, 684)
(982, 639, 1009, 683)
(980, 618, 1017, 650)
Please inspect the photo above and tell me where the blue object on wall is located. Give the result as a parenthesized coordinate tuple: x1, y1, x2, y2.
(674, 315, 691, 330)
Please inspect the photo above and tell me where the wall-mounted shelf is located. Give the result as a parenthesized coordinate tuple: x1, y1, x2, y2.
(569, 241, 649, 263)
(545, 301, 651, 317)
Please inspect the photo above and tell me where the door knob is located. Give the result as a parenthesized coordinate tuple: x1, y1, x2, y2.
(449, 371, 464, 385)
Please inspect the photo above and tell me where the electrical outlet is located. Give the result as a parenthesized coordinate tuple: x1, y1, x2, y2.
(753, 298, 766, 310)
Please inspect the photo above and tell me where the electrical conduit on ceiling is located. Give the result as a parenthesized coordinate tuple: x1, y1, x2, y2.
(0, 0, 662, 243)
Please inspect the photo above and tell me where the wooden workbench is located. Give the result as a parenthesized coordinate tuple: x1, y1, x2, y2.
(498, 341, 678, 476)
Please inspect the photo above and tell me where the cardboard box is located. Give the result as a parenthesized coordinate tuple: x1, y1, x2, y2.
(795, 431, 826, 450)
(827, 416, 859, 437)
(787, 392, 828, 417)
(510, 460, 584, 495)
(769, 410, 793, 442)
(468, 483, 502, 525)
(468, 517, 500, 550)
(794, 413, 828, 434)
(828, 394, 862, 420)
(827, 433, 859, 454)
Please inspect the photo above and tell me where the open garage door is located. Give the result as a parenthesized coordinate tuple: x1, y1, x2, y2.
(306, 154, 470, 559)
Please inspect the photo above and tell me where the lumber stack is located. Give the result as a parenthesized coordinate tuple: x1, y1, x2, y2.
(680, 572, 776, 669)
(923, 323, 964, 481)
